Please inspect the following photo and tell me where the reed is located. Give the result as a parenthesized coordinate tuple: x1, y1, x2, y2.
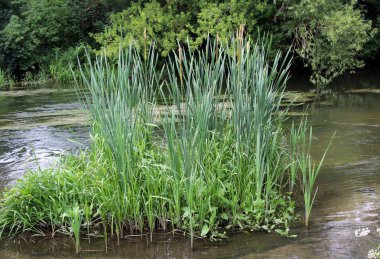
(288, 118, 309, 193)
(298, 126, 335, 227)
(0, 37, 331, 252)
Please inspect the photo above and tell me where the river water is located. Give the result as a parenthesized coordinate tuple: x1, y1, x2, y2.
(0, 71, 380, 258)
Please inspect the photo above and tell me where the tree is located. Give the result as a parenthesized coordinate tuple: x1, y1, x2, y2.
(0, 0, 109, 77)
(193, 2, 249, 46)
(0, 0, 13, 69)
(92, 1, 191, 58)
(0, 0, 12, 31)
(358, 0, 380, 63)
(92, 1, 277, 57)
(285, 0, 375, 89)
(1, 0, 73, 75)
(0, 0, 378, 86)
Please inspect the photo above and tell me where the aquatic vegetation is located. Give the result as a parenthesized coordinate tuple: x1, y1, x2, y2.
(291, 122, 335, 227)
(291, 117, 334, 227)
(22, 71, 49, 85)
(62, 204, 83, 253)
(289, 120, 308, 194)
(49, 45, 86, 82)
(0, 39, 329, 252)
(0, 69, 13, 89)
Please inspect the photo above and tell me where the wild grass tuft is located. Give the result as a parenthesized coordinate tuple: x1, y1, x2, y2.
(0, 37, 332, 251)
(295, 123, 335, 227)
(0, 69, 13, 89)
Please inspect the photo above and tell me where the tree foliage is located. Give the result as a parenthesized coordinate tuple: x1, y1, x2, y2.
(93, 1, 190, 58)
(286, 0, 375, 89)
(1, 0, 72, 74)
(0, 0, 108, 77)
(0, 0, 378, 88)
(93, 1, 275, 58)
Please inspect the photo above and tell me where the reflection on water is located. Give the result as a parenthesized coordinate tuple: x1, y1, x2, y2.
(0, 83, 380, 258)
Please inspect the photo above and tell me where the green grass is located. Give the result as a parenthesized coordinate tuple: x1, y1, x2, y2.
(0, 69, 13, 89)
(296, 124, 335, 227)
(22, 70, 49, 85)
(49, 45, 86, 82)
(0, 38, 330, 252)
(0, 69, 6, 88)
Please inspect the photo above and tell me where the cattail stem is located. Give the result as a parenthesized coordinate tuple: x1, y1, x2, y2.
(178, 45, 183, 94)
(144, 27, 147, 62)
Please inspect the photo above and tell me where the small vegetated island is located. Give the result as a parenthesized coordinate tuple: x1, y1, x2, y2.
(0, 36, 333, 252)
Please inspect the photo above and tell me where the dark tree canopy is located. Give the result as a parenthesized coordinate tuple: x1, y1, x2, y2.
(0, 0, 378, 88)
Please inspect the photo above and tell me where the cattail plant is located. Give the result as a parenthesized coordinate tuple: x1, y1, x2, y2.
(0, 36, 333, 252)
(298, 126, 335, 227)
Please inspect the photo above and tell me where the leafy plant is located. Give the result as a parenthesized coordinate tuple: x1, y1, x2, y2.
(0, 69, 6, 88)
(286, 0, 375, 90)
(49, 45, 86, 82)
(0, 38, 330, 252)
(295, 122, 335, 227)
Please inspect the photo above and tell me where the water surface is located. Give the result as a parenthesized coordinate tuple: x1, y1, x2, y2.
(0, 86, 88, 186)
(0, 78, 380, 258)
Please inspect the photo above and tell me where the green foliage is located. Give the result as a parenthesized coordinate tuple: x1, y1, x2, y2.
(193, 2, 247, 45)
(49, 45, 87, 82)
(92, 0, 377, 90)
(359, 0, 380, 62)
(0, 0, 12, 32)
(22, 70, 49, 85)
(0, 0, 108, 77)
(291, 119, 335, 227)
(1, 0, 379, 88)
(0, 69, 14, 88)
(193, 1, 272, 45)
(286, 0, 375, 89)
(0, 39, 330, 251)
(1, 0, 73, 74)
(93, 1, 276, 57)
(92, 1, 190, 58)
(0, 70, 6, 88)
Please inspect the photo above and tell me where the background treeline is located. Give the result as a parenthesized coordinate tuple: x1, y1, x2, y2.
(0, 0, 379, 88)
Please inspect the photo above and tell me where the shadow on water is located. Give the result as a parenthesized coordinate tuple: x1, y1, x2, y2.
(1, 78, 380, 258)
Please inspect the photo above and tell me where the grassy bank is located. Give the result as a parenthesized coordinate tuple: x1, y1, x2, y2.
(0, 69, 14, 89)
(0, 39, 328, 252)
(0, 46, 86, 89)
